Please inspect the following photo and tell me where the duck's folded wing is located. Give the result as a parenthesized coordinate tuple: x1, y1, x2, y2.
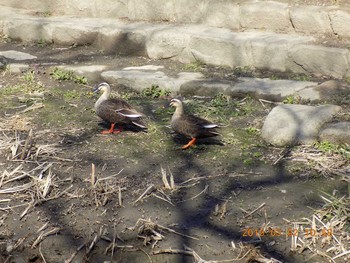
(186, 115, 218, 129)
(116, 108, 143, 118)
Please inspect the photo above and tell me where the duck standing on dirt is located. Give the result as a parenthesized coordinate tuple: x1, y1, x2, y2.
(93, 82, 147, 134)
(169, 98, 220, 150)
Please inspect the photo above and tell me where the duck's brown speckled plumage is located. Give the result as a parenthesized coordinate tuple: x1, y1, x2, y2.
(94, 82, 146, 133)
(170, 98, 219, 149)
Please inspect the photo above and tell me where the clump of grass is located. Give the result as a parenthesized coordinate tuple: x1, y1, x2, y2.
(288, 73, 310, 81)
(246, 127, 259, 135)
(22, 71, 35, 83)
(0, 85, 23, 95)
(184, 61, 205, 71)
(186, 95, 257, 125)
(283, 95, 302, 104)
(211, 93, 231, 107)
(51, 68, 74, 81)
(233, 66, 254, 77)
(74, 75, 88, 85)
(50, 67, 88, 84)
(63, 90, 82, 101)
(315, 141, 350, 159)
(270, 75, 281, 80)
(141, 85, 170, 98)
(187, 93, 233, 116)
(36, 39, 49, 47)
(0, 81, 45, 96)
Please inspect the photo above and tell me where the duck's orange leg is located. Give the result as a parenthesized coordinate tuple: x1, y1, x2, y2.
(101, 123, 122, 134)
(182, 137, 197, 150)
(113, 125, 122, 134)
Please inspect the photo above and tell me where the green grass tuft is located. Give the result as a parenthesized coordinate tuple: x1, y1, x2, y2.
(141, 85, 170, 98)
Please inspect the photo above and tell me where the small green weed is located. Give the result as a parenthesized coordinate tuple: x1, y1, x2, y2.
(270, 75, 281, 80)
(51, 68, 74, 81)
(22, 71, 35, 83)
(43, 11, 51, 17)
(63, 90, 81, 101)
(283, 95, 301, 104)
(184, 61, 205, 71)
(141, 85, 170, 98)
(243, 158, 253, 165)
(246, 127, 259, 135)
(74, 75, 88, 85)
(211, 93, 231, 107)
(315, 141, 350, 159)
(0, 85, 23, 95)
(51, 67, 88, 84)
(253, 151, 263, 158)
(35, 11, 52, 17)
(36, 39, 49, 47)
(233, 66, 253, 77)
(0, 82, 45, 96)
(315, 141, 338, 152)
(289, 73, 310, 81)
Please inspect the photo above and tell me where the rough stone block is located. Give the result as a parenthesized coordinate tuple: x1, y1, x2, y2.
(128, 0, 176, 21)
(189, 29, 253, 68)
(251, 34, 314, 72)
(297, 80, 349, 101)
(51, 22, 98, 45)
(205, 0, 240, 29)
(329, 10, 350, 39)
(146, 26, 195, 62)
(3, 18, 51, 42)
(240, 1, 292, 32)
(8, 63, 30, 73)
(95, 28, 146, 56)
(0, 50, 37, 60)
(290, 6, 333, 35)
(64, 0, 128, 18)
(180, 79, 232, 96)
(229, 77, 316, 101)
(289, 44, 349, 78)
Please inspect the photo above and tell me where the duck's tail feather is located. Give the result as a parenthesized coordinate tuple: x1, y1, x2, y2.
(132, 120, 147, 129)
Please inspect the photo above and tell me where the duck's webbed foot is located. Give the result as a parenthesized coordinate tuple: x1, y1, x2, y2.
(101, 123, 122, 134)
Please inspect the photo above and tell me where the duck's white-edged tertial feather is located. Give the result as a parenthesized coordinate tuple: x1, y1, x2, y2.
(116, 109, 143, 118)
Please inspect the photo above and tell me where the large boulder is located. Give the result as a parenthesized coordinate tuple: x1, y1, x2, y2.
(319, 122, 350, 145)
(262, 104, 342, 146)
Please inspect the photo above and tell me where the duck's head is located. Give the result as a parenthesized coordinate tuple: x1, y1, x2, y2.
(93, 82, 110, 94)
(169, 98, 182, 108)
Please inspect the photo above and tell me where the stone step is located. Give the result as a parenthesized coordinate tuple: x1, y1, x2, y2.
(1, 6, 349, 79)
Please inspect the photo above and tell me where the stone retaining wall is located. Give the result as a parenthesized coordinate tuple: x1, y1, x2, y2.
(1, 0, 350, 39)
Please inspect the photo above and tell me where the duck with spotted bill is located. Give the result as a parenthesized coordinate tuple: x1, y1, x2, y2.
(170, 98, 220, 150)
(93, 82, 147, 134)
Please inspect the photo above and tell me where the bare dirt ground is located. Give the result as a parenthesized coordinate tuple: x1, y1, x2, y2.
(0, 41, 349, 263)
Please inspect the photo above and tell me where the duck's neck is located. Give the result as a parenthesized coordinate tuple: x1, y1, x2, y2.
(95, 87, 110, 108)
(172, 104, 184, 120)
